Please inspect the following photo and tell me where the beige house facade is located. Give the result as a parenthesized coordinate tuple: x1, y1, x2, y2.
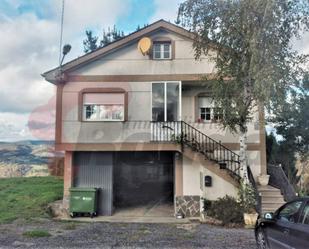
(43, 20, 267, 217)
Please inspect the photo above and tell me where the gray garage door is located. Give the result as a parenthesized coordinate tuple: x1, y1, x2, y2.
(114, 151, 174, 208)
(73, 152, 113, 216)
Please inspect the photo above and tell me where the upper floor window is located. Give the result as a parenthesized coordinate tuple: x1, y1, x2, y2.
(83, 93, 125, 121)
(153, 42, 171, 60)
(198, 97, 223, 122)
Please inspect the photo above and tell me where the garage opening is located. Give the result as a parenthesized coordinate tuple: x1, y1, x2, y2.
(113, 151, 174, 217)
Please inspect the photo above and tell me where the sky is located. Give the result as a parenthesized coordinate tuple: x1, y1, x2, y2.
(0, 0, 183, 142)
(0, 0, 308, 142)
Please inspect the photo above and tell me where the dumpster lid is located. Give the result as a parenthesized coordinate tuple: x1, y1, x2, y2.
(69, 187, 97, 192)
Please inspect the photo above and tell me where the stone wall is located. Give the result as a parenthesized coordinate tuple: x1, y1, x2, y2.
(175, 195, 200, 217)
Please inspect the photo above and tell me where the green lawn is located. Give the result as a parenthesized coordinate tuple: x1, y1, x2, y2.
(0, 177, 63, 223)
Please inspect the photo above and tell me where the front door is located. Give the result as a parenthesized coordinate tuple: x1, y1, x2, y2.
(151, 82, 181, 141)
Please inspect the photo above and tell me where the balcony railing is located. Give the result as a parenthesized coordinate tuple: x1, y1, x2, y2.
(151, 121, 241, 179)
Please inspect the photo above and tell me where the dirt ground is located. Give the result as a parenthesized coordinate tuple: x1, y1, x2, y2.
(0, 218, 257, 249)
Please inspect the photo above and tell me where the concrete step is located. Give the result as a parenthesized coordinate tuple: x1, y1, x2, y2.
(258, 188, 281, 193)
(257, 185, 286, 214)
(261, 196, 285, 202)
(262, 203, 285, 210)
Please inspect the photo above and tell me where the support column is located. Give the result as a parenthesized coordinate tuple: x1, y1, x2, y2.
(175, 153, 200, 217)
(174, 152, 183, 196)
(259, 105, 267, 175)
(63, 151, 73, 210)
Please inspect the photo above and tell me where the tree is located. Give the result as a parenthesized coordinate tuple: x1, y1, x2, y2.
(272, 74, 309, 161)
(136, 24, 149, 31)
(83, 26, 125, 54)
(99, 26, 125, 47)
(266, 132, 300, 188)
(83, 30, 98, 53)
(177, 0, 309, 183)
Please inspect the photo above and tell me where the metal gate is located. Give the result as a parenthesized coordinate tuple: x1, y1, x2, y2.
(73, 152, 113, 216)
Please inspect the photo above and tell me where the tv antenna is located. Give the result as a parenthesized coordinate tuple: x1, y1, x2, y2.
(59, 0, 71, 68)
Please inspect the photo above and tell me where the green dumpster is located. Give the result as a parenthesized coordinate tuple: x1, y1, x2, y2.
(69, 188, 98, 218)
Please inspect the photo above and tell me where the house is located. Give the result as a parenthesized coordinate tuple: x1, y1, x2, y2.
(43, 20, 274, 218)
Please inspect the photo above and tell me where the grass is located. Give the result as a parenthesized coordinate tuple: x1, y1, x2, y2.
(0, 176, 63, 224)
(22, 229, 51, 238)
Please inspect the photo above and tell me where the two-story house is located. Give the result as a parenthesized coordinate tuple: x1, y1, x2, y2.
(43, 20, 269, 218)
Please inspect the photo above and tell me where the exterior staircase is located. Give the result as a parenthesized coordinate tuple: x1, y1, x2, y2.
(152, 121, 242, 181)
(152, 121, 269, 214)
(258, 185, 286, 214)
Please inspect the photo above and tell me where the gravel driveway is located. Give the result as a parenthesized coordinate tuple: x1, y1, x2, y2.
(0, 219, 257, 249)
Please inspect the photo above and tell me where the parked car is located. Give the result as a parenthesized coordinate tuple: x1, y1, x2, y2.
(255, 197, 309, 249)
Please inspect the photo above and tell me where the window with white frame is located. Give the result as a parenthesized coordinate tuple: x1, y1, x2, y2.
(153, 42, 171, 59)
(83, 93, 125, 121)
(198, 97, 223, 122)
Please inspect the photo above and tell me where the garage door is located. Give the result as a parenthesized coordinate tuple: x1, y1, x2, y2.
(114, 151, 174, 207)
(73, 152, 113, 216)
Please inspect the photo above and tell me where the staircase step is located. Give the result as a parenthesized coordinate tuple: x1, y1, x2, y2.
(258, 185, 280, 191)
(260, 191, 282, 196)
(262, 203, 285, 210)
(257, 185, 286, 214)
(261, 196, 285, 202)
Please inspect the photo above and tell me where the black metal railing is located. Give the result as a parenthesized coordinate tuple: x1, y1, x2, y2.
(247, 166, 262, 214)
(267, 164, 296, 202)
(151, 121, 241, 179)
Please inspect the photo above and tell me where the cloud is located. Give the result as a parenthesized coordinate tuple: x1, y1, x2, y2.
(150, 0, 183, 23)
(0, 0, 131, 141)
(0, 113, 34, 141)
(294, 31, 309, 55)
(0, 13, 58, 114)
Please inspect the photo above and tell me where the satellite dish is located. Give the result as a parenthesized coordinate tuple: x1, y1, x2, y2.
(138, 37, 152, 55)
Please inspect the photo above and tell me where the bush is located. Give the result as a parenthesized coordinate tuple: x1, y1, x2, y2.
(206, 195, 244, 225)
(238, 181, 257, 213)
(202, 198, 212, 212)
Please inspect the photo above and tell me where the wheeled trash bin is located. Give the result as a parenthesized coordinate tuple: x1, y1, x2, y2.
(69, 188, 98, 218)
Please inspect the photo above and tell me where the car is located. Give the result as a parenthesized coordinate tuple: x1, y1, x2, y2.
(255, 197, 309, 249)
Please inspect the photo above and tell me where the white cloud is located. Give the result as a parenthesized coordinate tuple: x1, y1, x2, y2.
(0, 0, 131, 141)
(150, 0, 183, 23)
(0, 113, 33, 141)
(294, 31, 309, 55)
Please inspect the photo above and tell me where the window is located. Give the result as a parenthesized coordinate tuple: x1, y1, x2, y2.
(153, 42, 171, 59)
(200, 107, 211, 121)
(83, 93, 125, 121)
(152, 82, 181, 121)
(299, 202, 309, 225)
(198, 97, 223, 122)
(277, 201, 303, 223)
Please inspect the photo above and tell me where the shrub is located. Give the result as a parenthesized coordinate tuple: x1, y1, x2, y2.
(202, 198, 212, 212)
(207, 195, 244, 225)
(238, 181, 257, 213)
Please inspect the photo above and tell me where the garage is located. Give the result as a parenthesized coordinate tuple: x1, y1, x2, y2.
(73, 151, 174, 216)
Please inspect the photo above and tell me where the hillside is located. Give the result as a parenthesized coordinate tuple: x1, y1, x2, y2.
(0, 141, 64, 178)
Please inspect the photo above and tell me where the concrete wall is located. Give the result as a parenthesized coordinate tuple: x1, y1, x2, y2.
(70, 30, 216, 76)
(61, 81, 152, 143)
(59, 28, 265, 179)
(182, 155, 238, 200)
(181, 86, 260, 144)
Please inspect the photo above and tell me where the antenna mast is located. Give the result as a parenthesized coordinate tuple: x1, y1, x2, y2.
(59, 0, 65, 66)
